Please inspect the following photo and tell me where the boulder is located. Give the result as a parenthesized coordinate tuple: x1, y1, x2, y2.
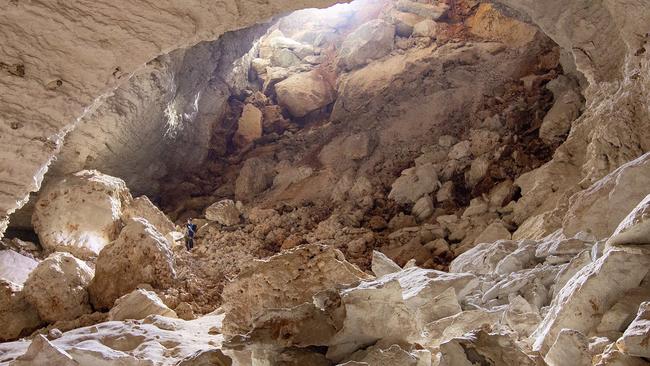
(234, 157, 276, 201)
(205, 199, 241, 226)
(0, 279, 42, 341)
(396, 0, 449, 19)
(24, 252, 94, 323)
(617, 302, 650, 358)
(608, 194, 650, 246)
(468, 156, 490, 187)
(531, 246, 650, 354)
(391, 11, 423, 37)
(337, 19, 395, 71)
(275, 70, 336, 118)
(32, 170, 132, 260)
(108, 289, 177, 321)
(448, 140, 471, 160)
(234, 104, 263, 147)
(221, 244, 371, 336)
(0, 249, 38, 286)
(123, 195, 175, 237)
(388, 163, 439, 204)
(412, 19, 438, 38)
(563, 152, 650, 240)
(88, 218, 176, 310)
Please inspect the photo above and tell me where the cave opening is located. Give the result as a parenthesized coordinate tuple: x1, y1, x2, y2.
(14, 0, 647, 364)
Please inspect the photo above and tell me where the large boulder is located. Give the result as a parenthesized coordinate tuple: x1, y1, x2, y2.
(221, 244, 371, 336)
(88, 218, 176, 310)
(275, 70, 336, 118)
(23, 252, 94, 323)
(32, 170, 132, 260)
(337, 19, 395, 71)
(205, 199, 240, 226)
(0, 279, 42, 341)
(108, 289, 177, 321)
(0, 249, 38, 286)
(563, 152, 650, 239)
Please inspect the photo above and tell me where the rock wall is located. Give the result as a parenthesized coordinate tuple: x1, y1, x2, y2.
(0, 0, 343, 236)
(497, 0, 650, 238)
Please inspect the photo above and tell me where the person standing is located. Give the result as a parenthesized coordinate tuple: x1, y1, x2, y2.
(185, 218, 197, 251)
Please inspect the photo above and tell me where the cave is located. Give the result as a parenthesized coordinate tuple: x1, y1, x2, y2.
(0, 0, 649, 365)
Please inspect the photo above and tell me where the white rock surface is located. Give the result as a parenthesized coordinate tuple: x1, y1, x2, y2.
(0, 249, 38, 286)
(563, 152, 650, 240)
(1, 313, 227, 365)
(108, 289, 177, 321)
(531, 246, 650, 353)
(24, 252, 94, 323)
(32, 170, 132, 260)
(88, 218, 176, 310)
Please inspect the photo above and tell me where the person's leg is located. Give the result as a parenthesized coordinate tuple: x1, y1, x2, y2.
(185, 238, 191, 251)
(189, 238, 194, 250)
